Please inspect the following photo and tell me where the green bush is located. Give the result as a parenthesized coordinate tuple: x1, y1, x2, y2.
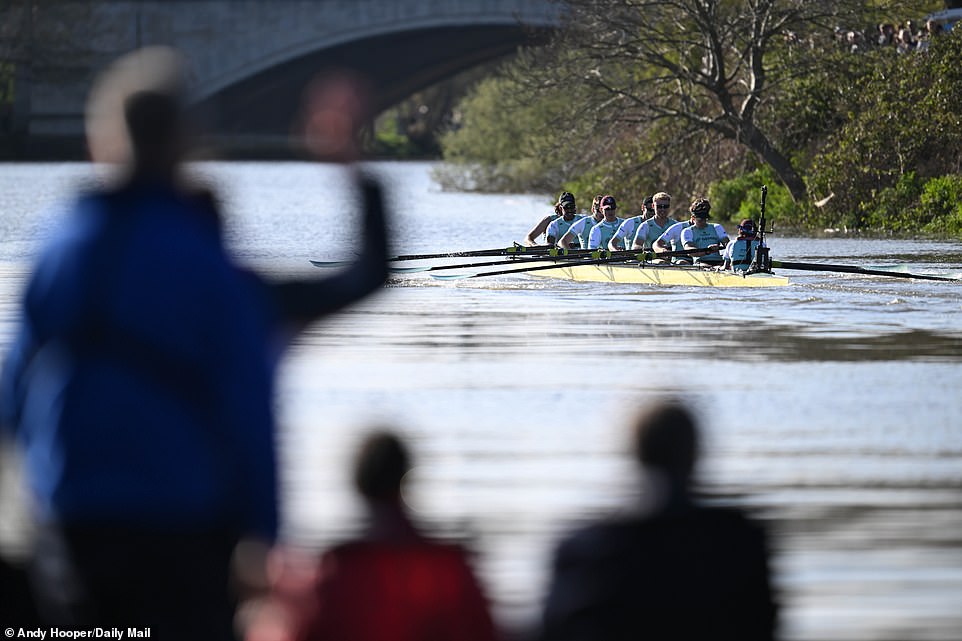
(919, 175, 962, 235)
(708, 168, 794, 226)
(865, 172, 924, 232)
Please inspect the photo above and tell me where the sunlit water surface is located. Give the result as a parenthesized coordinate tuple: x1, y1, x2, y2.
(1, 161, 961, 640)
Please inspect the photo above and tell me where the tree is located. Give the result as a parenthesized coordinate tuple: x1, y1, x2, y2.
(808, 28, 962, 229)
(497, 0, 925, 205)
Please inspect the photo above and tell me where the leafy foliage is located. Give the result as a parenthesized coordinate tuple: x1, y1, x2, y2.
(438, 0, 961, 236)
(708, 167, 795, 226)
(809, 28, 962, 231)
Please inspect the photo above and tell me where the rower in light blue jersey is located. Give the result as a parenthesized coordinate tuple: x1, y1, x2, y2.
(587, 195, 623, 250)
(545, 193, 584, 249)
(630, 191, 676, 252)
(653, 195, 695, 264)
(558, 194, 605, 249)
(722, 218, 765, 271)
(680, 198, 729, 266)
(524, 191, 575, 247)
(609, 195, 653, 251)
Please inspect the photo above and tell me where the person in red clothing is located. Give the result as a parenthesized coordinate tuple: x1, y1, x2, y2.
(248, 431, 499, 641)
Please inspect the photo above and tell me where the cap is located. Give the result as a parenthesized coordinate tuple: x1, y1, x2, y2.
(557, 191, 575, 206)
(601, 195, 617, 210)
(690, 198, 711, 218)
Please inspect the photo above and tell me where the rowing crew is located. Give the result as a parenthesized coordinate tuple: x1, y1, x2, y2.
(524, 191, 766, 272)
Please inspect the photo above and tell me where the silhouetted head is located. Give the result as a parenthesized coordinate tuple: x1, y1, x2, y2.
(354, 431, 411, 502)
(124, 90, 186, 175)
(86, 46, 190, 177)
(632, 401, 699, 486)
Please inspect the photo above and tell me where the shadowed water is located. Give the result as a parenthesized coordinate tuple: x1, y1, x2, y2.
(1, 161, 961, 640)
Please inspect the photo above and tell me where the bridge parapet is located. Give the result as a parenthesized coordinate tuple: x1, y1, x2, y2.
(3, 0, 560, 157)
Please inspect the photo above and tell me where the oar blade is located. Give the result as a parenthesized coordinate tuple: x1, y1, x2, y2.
(430, 272, 476, 281)
(389, 265, 433, 273)
(309, 259, 352, 268)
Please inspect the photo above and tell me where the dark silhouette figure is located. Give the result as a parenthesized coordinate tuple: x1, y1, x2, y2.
(539, 402, 777, 641)
(0, 47, 387, 640)
(256, 430, 499, 641)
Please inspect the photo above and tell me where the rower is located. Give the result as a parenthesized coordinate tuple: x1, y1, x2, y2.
(557, 194, 605, 249)
(524, 191, 576, 246)
(608, 195, 653, 252)
(587, 195, 623, 250)
(630, 191, 676, 252)
(653, 202, 694, 264)
(545, 192, 584, 249)
(680, 198, 729, 266)
(721, 218, 764, 271)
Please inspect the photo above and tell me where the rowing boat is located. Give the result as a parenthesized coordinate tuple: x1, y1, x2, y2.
(526, 261, 791, 287)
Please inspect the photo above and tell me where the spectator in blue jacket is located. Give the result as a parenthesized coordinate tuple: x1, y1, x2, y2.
(0, 46, 388, 640)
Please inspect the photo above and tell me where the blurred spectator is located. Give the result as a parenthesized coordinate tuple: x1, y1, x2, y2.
(249, 430, 499, 641)
(846, 30, 867, 54)
(878, 22, 897, 46)
(0, 46, 387, 640)
(917, 19, 944, 52)
(538, 401, 777, 641)
(896, 26, 917, 54)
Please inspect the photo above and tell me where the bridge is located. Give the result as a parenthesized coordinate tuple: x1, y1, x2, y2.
(2, 0, 561, 158)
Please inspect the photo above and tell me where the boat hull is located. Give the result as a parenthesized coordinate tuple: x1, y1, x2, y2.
(529, 262, 790, 287)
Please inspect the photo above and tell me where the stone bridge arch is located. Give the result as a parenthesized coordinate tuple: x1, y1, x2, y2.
(9, 0, 560, 157)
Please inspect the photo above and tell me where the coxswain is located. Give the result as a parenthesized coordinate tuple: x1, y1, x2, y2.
(722, 218, 764, 271)
(680, 198, 729, 266)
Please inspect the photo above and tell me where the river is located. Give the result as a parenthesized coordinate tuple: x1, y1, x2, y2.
(1, 161, 961, 640)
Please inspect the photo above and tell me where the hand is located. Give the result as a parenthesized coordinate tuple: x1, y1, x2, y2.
(302, 71, 372, 163)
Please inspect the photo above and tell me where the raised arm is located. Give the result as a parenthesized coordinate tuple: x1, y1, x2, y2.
(264, 73, 389, 332)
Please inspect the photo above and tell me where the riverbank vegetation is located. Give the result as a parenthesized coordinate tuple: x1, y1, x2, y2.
(436, 0, 962, 236)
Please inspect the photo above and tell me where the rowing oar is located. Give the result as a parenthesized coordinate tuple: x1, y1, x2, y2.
(770, 260, 959, 283)
(389, 247, 626, 273)
(431, 249, 706, 280)
(310, 243, 555, 267)
(391, 254, 558, 273)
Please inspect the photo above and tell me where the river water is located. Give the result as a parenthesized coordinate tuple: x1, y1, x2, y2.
(1, 161, 961, 640)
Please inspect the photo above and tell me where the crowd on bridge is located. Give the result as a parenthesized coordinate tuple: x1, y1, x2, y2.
(828, 14, 953, 55)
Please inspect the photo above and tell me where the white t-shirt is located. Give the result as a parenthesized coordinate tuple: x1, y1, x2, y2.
(611, 216, 644, 249)
(655, 220, 691, 250)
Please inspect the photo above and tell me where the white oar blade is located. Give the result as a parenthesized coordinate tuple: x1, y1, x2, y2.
(389, 265, 433, 273)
